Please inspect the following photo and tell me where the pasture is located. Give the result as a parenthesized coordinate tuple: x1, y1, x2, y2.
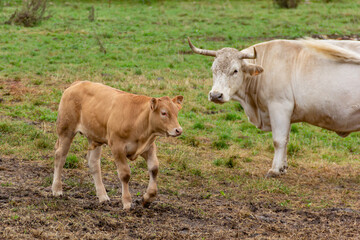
(1, 0, 360, 239)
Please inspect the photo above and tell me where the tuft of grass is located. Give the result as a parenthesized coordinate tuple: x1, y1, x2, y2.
(213, 156, 237, 168)
(35, 136, 52, 149)
(273, 0, 300, 9)
(134, 68, 142, 75)
(242, 157, 252, 163)
(193, 122, 205, 130)
(1, 182, 13, 187)
(213, 158, 223, 167)
(212, 140, 229, 150)
(287, 142, 301, 156)
(180, 134, 200, 147)
(191, 168, 202, 177)
(0, 122, 13, 133)
(42, 176, 52, 187)
(5, 0, 51, 27)
(64, 154, 80, 169)
(236, 137, 253, 149)
(224, 113, 241, 121)
(224, 156, 236, 168)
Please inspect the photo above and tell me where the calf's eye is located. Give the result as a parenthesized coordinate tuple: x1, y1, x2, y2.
(233, 69, 238, 74)
(161, 111, 167, 116)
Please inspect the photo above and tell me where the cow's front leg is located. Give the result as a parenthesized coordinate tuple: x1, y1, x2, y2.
(267, 103, 292, 178)
(140, 143, 159, 208)
(87, 142, 109, 203)
(111, 145, 132, 210)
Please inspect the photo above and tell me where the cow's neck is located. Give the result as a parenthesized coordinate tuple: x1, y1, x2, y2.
(124, 107, 158, 160)
(134, 107, 158, 142)
(232, 74, 263, 129)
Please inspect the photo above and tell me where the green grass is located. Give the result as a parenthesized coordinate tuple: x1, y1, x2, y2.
(0, 0, 359, 210)
(64, 154, 80, 169)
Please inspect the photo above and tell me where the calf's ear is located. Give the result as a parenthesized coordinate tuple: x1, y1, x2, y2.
(150, 98, 158, 111)
(241, 64, 264, 76)
(172, 96, 184, 107)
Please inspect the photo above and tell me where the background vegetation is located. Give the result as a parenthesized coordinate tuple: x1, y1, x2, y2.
(0, 0, 359, 238)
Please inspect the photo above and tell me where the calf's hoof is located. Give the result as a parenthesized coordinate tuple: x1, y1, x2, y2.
(142, 198, 152, 208)
(52, 191, 63, 197)
(98, 195, 110, 203)
(123, 202, 132, 211)
(52, 182, 63, 197)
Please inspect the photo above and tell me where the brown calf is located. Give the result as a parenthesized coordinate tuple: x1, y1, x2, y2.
(52, 81, 183, 210)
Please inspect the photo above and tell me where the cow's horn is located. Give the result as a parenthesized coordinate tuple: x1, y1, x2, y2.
(238, 47, 257, 59)
(187, 37, 217, 57)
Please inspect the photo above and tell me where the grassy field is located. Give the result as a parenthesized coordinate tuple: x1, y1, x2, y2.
(1, 0, 360, 239)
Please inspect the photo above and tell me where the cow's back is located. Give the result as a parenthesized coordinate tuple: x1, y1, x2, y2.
(241, 40, 360, 132)
(57, 81, 150, 142)
(254, 40, 360, 132)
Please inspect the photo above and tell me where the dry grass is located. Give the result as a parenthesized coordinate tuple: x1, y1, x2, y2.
(5, 0, 51, 27)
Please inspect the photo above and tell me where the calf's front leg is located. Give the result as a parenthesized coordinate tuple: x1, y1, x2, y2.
(141, 143, 159, 208)
(267, 103, 292, 178)
(111, 145, 132, 210)
(87, 143, 109, 203)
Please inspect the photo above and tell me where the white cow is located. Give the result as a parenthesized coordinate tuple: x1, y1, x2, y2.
(188, 37, 360, 177)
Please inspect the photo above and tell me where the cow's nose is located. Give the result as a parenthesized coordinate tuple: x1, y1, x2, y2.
(209, 91, 223, 102)
(175, 127, 183, 136)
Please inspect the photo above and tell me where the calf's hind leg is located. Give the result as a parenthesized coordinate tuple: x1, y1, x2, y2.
(52, 135, 74, 196)
(141, 143, 159, 208)
(87, 141, 109, 203)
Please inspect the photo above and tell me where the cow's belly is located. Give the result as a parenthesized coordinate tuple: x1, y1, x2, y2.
(76, 123, 108, 144)
(292, 99, 360, 133)
(292, 61, 360, 133)
(304, 108, 360, 133)
(125, 141, 153, 161)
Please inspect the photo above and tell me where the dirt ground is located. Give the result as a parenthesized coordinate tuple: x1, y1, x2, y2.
(1, 156, 359, 240)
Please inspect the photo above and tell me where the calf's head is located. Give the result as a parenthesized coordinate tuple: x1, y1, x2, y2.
(149, 96, 183, 137)
(188, 37, 264, 104)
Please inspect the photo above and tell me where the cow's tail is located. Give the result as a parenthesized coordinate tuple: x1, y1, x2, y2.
(302, 38, 360, 65)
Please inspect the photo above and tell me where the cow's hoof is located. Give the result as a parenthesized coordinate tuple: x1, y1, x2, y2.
(279, 167, 287, 174)
(142, 198, 151, 208)
(99, 195, 110, 203)
(123, 202, 132, 210)
(52, 190, 63, 197)
(266, 169, 281, 178)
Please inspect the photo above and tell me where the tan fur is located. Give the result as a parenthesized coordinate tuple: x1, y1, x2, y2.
(52, 81, 183, 210)
(301, 39, 360, 64)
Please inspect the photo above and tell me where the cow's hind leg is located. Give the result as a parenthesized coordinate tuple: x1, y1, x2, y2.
(52, 134, 74, 196)
(140, 143, 159, 208)
(266, 103, 292, 178)
(87, 142, 109, 203)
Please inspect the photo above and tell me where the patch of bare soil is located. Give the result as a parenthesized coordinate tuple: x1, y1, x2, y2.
(1, 157, 359, 239)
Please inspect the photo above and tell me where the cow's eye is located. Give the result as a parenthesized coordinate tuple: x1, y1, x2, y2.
(161, 111, 167, 116)
(233, 69, 238, 74)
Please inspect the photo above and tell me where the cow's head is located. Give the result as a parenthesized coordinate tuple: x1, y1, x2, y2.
(188, 37, 264, 104)
(149, 96, 183, 137)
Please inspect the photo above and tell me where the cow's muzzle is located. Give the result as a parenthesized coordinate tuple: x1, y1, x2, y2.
(168, 127, 183, 137)
(209, 91, 224, 104)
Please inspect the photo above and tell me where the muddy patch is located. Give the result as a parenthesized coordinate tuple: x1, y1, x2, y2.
(0, 157, 359, 239)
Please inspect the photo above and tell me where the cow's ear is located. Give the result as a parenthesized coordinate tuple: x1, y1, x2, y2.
(150, 98, 158, 111)
(172, 96, 183, 106)
(241, 64, 264, 76)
